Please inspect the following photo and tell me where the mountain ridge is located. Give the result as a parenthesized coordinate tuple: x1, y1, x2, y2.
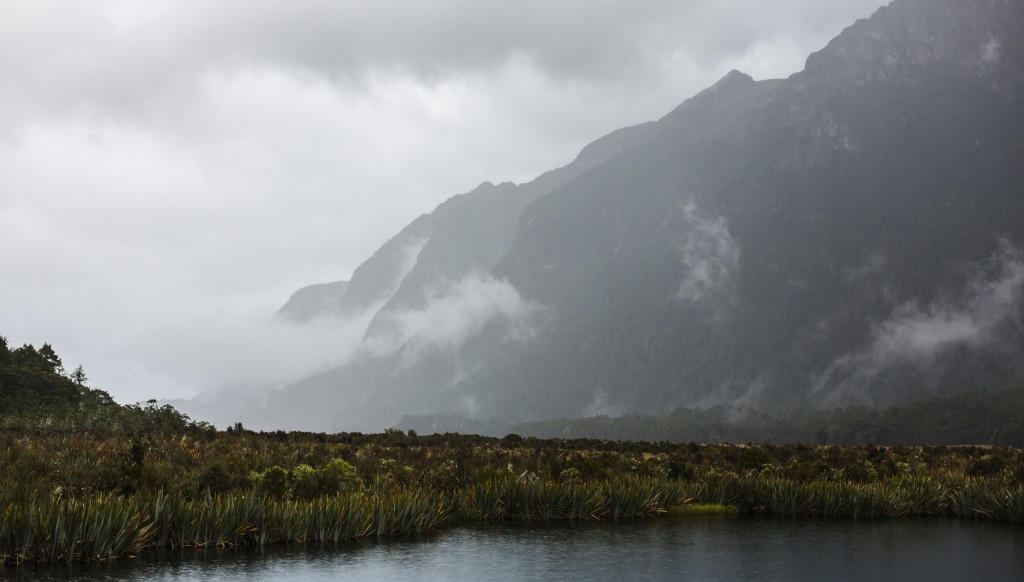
(250, 0, 1024, 433)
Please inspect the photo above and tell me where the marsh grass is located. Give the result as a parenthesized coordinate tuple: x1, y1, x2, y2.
(5, 473, 1024, 566)
(731, 477, 945, 518)
(7, 469, 1024, 566)
(0, 495, 152, 565)
(6, 434, 1024, 567)
(457, 475, 688, 521)
(667, 504, 740, 516)
(948, 481, 1024, 522)
(680, 474, 1023, 520)
(0, 490, 450, 565)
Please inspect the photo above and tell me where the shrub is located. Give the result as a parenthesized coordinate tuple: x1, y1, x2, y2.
(289, 464, 319, 499)
(319, 458, 358, 493)
(198, 463, 231, 494)
(249, 465, 288, 498)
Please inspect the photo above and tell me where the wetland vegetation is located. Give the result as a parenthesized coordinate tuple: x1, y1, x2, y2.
(3, 336, 1024, 566)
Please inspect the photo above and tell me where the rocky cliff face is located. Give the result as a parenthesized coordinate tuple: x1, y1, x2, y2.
(262, 0, 1024, 432)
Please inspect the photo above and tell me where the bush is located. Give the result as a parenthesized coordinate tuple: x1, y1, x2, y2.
(319, 458, 358, 493)
(289, 464, 319, 499)
(198, 463, 231, 494)
(249, 465, 289, 498)
(969, 456, 1005, 476)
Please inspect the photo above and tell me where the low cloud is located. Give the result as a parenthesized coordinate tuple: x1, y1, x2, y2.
(981, 37, 1001, 64)
(842, 252, 887, 283)
(126, 307, 378, 401)
(581, 390, 627, 418)
(813, 241, 1024, 403)
(673, 202, 741, 306)
(365, 272, 546, 361)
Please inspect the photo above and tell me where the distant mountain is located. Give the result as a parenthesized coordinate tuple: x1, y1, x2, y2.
(254, 0, 1024, 433)
(276, 281, 349, 322)
(289, 121, 657, 327)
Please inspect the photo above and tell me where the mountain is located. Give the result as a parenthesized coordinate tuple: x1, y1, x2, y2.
(254, 0, 1024, 433)
(276, 281, 350, 322)
(297, 122, 657, 327)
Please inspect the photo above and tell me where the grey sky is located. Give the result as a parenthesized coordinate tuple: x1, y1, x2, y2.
(0, 0, 887, 404)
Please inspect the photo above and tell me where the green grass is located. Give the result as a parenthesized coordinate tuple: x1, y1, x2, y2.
(667, 504, 739, 516)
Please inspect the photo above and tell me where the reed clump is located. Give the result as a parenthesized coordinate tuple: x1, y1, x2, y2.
(681, 473, 1024, 521)
(0, 476, 693, 564)
(1, 490, 450, 565)
(456, 475, 687, 521)
(947, 480, 1024, 523)
(0, 495, 152, 565)
(5, 471, 1024, 566)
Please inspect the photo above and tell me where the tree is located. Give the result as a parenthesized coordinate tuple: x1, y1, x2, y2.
(38, 343, 64, 375)
(71, 365, 88, 386)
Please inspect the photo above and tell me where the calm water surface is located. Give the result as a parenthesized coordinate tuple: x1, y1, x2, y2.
(7, 517, 1024, 581)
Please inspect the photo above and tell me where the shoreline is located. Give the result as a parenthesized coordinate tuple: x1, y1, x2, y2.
(3, 471, 1022, 566)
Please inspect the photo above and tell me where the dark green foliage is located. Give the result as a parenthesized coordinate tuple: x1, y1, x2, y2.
(118, 439, 147, 495)
(70, 365, 87, 386)
(197, 463, 232, 494)
(289, 464, 319, 499)
(319, 458, 358, 493)
(249, 466, 288, 498)
(0, 337, 81, 413)
(0, 335, 207, 435)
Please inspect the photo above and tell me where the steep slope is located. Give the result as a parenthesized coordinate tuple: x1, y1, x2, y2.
(281, 123, 657, 326)
(276, 281, 349, 322)
(259, 0, 1024, 432)
(258, 121, 656, 430)
(468, 0, 1024, 420)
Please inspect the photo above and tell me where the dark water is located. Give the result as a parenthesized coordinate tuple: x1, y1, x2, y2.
(6, 517, 1024, 581)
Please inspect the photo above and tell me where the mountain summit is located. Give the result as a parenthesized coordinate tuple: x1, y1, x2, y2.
(253, 0, 1024, 432)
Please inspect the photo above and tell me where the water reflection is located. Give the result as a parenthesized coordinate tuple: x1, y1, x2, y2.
(7, 517, 1024, 581)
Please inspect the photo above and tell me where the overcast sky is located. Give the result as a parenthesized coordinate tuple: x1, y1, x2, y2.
(1, 0, 887, 405)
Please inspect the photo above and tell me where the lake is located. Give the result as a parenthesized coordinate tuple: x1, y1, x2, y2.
(7, 517, 1024, 581)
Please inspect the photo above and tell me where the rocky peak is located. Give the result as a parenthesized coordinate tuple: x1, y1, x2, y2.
(708, 69, 755, 92)
(800, 0, 1022, 91)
